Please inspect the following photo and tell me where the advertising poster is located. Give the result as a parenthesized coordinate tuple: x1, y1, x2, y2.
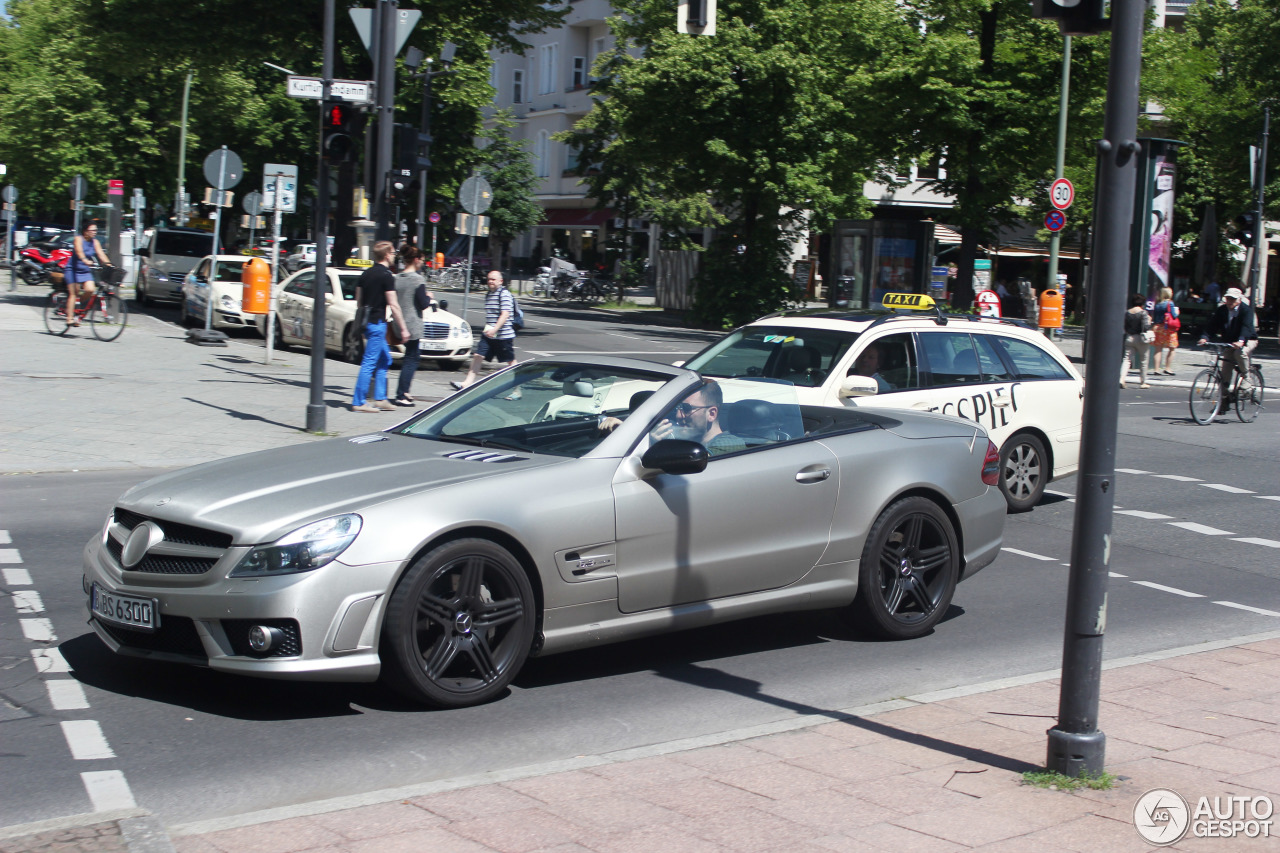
(872, 237, 915, 304)
(1148, 154, 1176, 293)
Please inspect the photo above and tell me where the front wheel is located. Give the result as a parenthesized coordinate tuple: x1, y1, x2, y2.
(1189, 369, 1221, 425)
(342, 323, 364, 364)
(851, 496, 959, 640)
(135, 279, 152, 307)
(89, 291, 128, 341)
(1236, 366, 1265, 423)
(43, 291, 70, 336)
(998, 433, 1047, 512)
(381, 538, 536, 708)
(553, 282, 570, 302)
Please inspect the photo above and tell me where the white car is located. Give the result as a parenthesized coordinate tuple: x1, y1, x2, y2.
(261, 263, 474, 366)
(180, 254, 284, 331)
(683, 294, 1085, 511)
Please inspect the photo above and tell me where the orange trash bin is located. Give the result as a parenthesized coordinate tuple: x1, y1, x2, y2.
(1038, 288, 1064, 330)
(241, 257, 271, 314)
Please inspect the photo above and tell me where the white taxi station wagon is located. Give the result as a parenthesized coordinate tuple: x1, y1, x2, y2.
(684, 294, 1085, 511)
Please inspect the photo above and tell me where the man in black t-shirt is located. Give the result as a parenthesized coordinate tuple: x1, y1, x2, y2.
(351, 240, 409, 412)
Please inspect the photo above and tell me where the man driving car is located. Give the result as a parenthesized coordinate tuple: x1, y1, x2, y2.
(650, 382, 746, 456)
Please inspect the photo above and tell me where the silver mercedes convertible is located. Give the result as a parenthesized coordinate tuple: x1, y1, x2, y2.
(83, 356, 1006, 708)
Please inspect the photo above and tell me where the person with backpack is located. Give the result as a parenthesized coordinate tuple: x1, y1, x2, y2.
(1152, 286, 1181, 375)
(452, 270, 520, 396)
(1121, 292, 1154, 389)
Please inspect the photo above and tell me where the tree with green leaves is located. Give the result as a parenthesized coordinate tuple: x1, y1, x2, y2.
(470, 110, 542, 273)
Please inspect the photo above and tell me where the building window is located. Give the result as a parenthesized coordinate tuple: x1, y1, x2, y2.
(535, 131, 551, 177)
(512, 69, 524, 104)
(591, 37, 607, 80)
(538, 43, 559, 95)
(572, 56, 586, 89)
(916, 152, 946, 181)
(565, 144, 581, 175)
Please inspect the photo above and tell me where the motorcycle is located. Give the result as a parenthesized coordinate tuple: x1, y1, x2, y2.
(17, 242, 71, 286)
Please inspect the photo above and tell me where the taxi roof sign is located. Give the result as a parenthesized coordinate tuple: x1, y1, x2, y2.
(882, 292, 936, 310)
(345, 258, 374, 268)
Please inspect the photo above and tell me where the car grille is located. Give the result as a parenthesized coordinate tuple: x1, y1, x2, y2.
(110, 508, 232, 574)
(114, 508, 233, 548)
(222, 619, 302, 658)
(96, 615, 207, 661)
(423, 321, 452, 341)
(104, 536, 219, 575)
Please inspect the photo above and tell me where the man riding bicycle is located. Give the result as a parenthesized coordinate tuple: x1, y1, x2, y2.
(1198, 286, 1257, 403)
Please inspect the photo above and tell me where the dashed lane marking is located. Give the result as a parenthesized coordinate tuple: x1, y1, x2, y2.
(61, 721, 115, 759)
(1109, 572, 1128, 578)
(3, 567, 33, 585)
(1257, 496, 1280, 502)
(1152, 474, 1201, 482)
(81, 771, 135, 811)
(1132, 581, 1205, 598)
(1214, 601, 1280, 618)
(13, 589, 43, 614)
(1115, 468, 1150, 474)
(1116, 510, 1173, 520)
(1001, 547, 1058, 561)
(19, 618, 55, 642)
(1200, 484, 1255, 494)
(1232, 537, 1280, 549)
(1167, 521, 1235, 536)
(0, 531, 10, 544)
(1045, 489, 1074, 497)
(48, 679, 90, 711)
(0, 548, 22, 563)
(33, 648, 71, 674)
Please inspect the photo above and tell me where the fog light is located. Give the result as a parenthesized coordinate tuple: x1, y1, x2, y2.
(247, 625, 284, 653)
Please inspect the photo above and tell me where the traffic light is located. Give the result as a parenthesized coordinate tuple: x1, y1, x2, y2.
(1236, 212, 1258, 248)
(385, 169, 411, 205)
(323, 101, 356, 162)
(395, 123, 433, 171)
(1031, 0, 1109, 36)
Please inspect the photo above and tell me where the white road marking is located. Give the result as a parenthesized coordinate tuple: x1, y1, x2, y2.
(1200, 484, 1255, 494)
(13, 589, 43, 614)
(0, 548, 22, 563)
(48, 679, 90, 711)
(1233, 537, 1280, 549)
(1045, 489, 1074, 497)
(1116, 510, 1173, 520)
(1214, 601, 1280, 618)
(32, 648, 71, 674)
(1167, 521, 1235, 536)
(1002, 547, 1058, 562)
(1115, 468, 1150, 474)
(1255, 496, 1280, 502)
(1132, 580, 1205, 598)
(1152, 474, 1201, 482)
(20, 618, 56, 642)
(604, 332, 644, 340)
(3, 567, 33, 585)
(1109, 572, 1128, 578)
(0, 531, 10, 544)
(81, 771, 135, 811)
(62, 721, 115, 759)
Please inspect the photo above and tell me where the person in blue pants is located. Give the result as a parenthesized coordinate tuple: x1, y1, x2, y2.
(351, 240, 409, 412)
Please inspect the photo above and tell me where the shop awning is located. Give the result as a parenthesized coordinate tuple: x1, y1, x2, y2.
(538, 208, 615, 229)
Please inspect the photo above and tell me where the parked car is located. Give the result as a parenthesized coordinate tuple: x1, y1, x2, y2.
(83, 357, 1005, 708)
(180, 255, 286, 331)
(260, 263, 474, 366)
(136, 228, 215, 306)
(681, 293, 1085, 511)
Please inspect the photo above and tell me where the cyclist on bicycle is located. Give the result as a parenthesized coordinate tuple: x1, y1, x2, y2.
(65, 221, 108, 327)
(1198, 286, 1257, 403)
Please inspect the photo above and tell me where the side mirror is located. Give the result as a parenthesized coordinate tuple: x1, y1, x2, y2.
(839, 375, 879, 398)
(135, 247, 150, 258)
(641, 439, 709, 475)
(195, 275, 208, 284)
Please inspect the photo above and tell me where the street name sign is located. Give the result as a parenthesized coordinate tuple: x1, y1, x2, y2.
(1050, 177, 1075, 210)
(286, 76, 373, 104)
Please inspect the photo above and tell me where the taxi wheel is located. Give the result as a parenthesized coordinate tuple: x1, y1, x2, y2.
(273, 320, 290, 352)
(999, 433, 1046, 513)
(852, 496, 958, 640)
(381, 538, 536, 709)
(179, 300, 194, 328)
(342, 324, 364, 363)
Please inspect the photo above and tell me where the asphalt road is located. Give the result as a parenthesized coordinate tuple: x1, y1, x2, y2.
(2, 314, 1278, 830)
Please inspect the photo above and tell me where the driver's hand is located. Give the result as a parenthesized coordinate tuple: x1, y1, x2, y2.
(651, 420, 674, 441)
(1197, 339, 1208, 346)
(598, 416, 623, 433)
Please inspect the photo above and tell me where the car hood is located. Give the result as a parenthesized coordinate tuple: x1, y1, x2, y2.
(116, 434, 564, 545)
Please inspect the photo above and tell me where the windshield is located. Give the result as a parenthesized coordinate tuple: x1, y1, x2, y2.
(153, 232, 214, 257)
(395, 362, 671, 458)
(684, 326, 859, 388)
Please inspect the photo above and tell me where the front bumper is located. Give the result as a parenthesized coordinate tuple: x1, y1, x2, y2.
(82, 532, 399, 682)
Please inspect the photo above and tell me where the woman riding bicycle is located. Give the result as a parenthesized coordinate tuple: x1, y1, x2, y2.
(1197, 286, 1257, 404)
(65, 221, 107, 327)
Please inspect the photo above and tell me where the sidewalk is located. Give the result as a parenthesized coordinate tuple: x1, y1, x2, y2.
(3, 630, 1279, 852)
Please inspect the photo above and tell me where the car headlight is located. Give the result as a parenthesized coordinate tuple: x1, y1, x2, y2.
(457, 322, 471, 337)
(229, 514, 362, 577)
(220, 294, 237, 310)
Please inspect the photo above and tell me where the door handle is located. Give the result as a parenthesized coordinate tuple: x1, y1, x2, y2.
(795, 468, 831, 483)
(992, 397, 1011, 408)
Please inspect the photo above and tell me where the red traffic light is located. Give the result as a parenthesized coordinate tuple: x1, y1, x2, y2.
(328, 103, 351, 128)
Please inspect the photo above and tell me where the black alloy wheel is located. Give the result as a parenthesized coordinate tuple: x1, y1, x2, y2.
(382, 538, 536, 708)
(272, 317, 290, 352)
(342, 323, 364, 364)
(998, 433, 1047, 512)
(852, 496, 959, 640)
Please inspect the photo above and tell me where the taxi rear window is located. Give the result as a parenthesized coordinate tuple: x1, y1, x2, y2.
(993, 337, 1072, 380)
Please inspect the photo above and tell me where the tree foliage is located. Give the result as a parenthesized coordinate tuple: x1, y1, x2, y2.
(473, 109, 542, 269)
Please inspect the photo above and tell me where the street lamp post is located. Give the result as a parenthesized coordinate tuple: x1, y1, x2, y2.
(176, 70, 193, 224)
(404, 42, 456, 251)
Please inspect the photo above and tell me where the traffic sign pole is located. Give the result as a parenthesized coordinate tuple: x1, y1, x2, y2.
(1047, 36, 1073, 299)
(4, 184, 17, 292)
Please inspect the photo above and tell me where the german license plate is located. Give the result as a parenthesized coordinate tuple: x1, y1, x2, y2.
(422, 344, 448, 353)
(91, 584, 158, 631)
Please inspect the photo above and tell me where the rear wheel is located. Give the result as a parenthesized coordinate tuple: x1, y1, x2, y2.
(272, 317, 290, 351)
(381, 538, 536, 708)
(342, 323, 364, 363)
(851, 496, 958, 640)
(998, 433, 1047, 512)
(43, 291, 71, 335)
(1235, 366, 1264, 423)
(1189, 369, 1221, 425)
(89, 292, 127, 341)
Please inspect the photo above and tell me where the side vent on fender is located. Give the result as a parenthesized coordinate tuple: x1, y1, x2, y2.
(348, 435, 389, 445)
(442, 449, 526, 463)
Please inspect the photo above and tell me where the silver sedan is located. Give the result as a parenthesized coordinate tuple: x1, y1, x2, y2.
(83, 357, 1006, 708)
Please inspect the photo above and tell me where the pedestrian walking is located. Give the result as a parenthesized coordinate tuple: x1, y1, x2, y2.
(350, 241, 409, 413)
(1152, 286, 1180, 375)
(65, 221, 107, 327)
(392, 245, 432, 407)
(1121, 292, 1153, 389)
(451, 270, 518, 394)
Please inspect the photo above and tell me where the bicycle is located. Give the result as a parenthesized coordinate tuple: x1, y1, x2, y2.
(552, 271, 607, 305)
(1188, 342, 1264, 424)
(431, 265, 466, 292)
(43, 266, 128, 341)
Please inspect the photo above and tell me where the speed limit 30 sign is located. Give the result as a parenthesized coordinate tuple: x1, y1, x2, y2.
(1050, 178, 1075, 211)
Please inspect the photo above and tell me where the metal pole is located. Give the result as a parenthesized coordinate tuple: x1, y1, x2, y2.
(464, 233, 475, 324)
(1046, 0, 1145, 778)
(1250, 107, 1269, 306)
(308, 0, 334, 433)
(375, 0, 398, 242)
(205, 149, 228, 333)
(1046, 35, 1072, 305)
(177, 70, 193, 224)
(266, 186, 283, 365)
(415, 67, 433, 249)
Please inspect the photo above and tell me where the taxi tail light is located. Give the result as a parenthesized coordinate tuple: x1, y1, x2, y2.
(981, 440, 1000, 486)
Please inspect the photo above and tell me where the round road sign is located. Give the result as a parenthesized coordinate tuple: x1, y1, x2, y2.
(428, 211, 441, 224)
(459, 175, 493, 215)
(242, 190, 264, 216)
(1050, 178, 1074, 211)
(2, 185, 17, 204)
(1045, 210, 1066, 232)
(203, 147, 244, 190)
